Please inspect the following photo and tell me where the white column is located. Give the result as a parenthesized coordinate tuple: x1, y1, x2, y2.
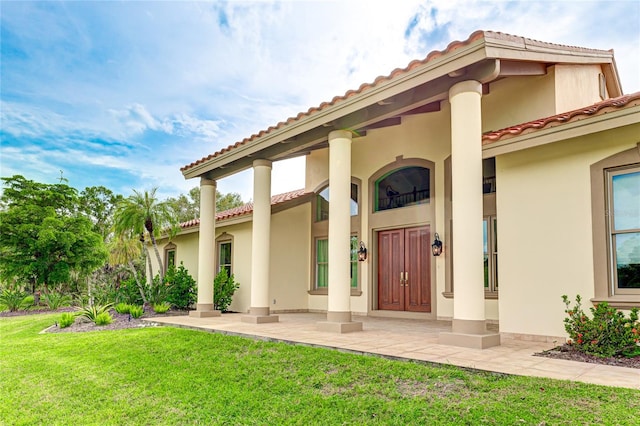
(242, 159, 278, 323)
(439, 80, 499, 348)
(318, 130, 362, 333)
(190, 177, 220, 317)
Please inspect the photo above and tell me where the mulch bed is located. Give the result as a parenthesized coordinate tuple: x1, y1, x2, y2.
(535, 344, 640, 369)
(0, 307, 188, 333)
(3, 308, 638, 369)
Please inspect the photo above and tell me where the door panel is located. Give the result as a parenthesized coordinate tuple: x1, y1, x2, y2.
(378, 226, 431, 312)
(377, 229, 404, 310)
(405, 226, 431, 312)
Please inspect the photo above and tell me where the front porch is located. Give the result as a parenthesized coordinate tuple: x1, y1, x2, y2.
(146, 313, 639, 389)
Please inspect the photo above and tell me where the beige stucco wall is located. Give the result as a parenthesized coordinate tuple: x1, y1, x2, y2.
(554, 64, 604, 112)
(269, 203, 311, 312)
(496, 124, 640, 338)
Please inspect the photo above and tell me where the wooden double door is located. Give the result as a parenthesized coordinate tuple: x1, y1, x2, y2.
(377, 226, 431, 312)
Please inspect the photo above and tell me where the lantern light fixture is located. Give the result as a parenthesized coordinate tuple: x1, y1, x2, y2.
(431, 233, 443, 256)
(358, 241, 368, 261)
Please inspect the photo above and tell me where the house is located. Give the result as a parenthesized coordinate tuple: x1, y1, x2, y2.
(155, 31, 640, 349)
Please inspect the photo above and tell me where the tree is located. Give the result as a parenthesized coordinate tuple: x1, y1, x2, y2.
(108, 235, 147, 304)
(0, 175, 108, 291)
(165, 187, 244, 223)
(79, 186, 124, 241)
(113, 188, 178, 280)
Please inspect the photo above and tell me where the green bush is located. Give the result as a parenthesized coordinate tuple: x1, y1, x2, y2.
(116, 276, 144, 306)
(148, 275, 168, 306)
(43, 291, 72, 310)
(164, 263, 196, 309)
(94, 311, 113, 326)
(214, 269, 239, 313)
(562, 295, 640, 358)
(153, 302, 171, 314)
(0, 289, 30, 312)
(129, 305, 144, 319)
(114, 303, 131, 314)
(76, 303, 113, 322)
(59, 312, 76, 328)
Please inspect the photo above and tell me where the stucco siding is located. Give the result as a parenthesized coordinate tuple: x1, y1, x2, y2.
(269, 203, 311, 312)
(496, 125, 640, 338)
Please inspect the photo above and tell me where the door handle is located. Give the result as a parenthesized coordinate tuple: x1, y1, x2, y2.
(405, 272, 408, 285)
(400, 272, 405, 285)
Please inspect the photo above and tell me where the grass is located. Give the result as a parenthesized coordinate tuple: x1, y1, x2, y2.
(1, 315, 638, 425)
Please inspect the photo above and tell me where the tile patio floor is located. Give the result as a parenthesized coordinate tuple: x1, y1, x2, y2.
(147, 312, 639, 390)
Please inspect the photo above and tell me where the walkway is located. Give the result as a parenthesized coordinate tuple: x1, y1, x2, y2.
(147, 312, 639, 390)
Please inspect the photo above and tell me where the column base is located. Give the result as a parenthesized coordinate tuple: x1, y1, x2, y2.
(241, 307, 279, 324)
(438, 319, 500, 349)
(317, 311, 363, 333)
(189, 303, 221, 318)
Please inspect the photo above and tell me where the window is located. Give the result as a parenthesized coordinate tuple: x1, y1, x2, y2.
(164, 243, 176, 272)
(315, 183, 358, 221)
(310, 178, 362, 295)
(443, 155, 498, 299)
(218, 241, 232, 276)
(314, 236, 358, 289)
(216, 233, 234, 276)
(375, 166, 430, 211)
(591, 143, 640, 308)
(483, 216, 498, 293)
(608, 167, 640, 291)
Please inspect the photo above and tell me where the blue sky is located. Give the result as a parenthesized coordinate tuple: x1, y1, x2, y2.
(2, 1, 639, 202)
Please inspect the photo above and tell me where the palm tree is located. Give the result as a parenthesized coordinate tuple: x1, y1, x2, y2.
(113, 188, 178, 281)
(108, 235, 147, 305)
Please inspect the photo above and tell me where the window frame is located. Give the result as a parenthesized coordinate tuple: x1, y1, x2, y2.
(309, 178, 362, 295)
(215, 232, 234, 276)
(164, 242, 176, 273)
(591, 143, 640, 308)
(443, 156, 499, 299)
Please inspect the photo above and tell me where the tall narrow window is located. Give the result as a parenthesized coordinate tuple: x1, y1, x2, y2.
(314, 236, 358, 290)
(483, 216, 498, 293)
(218, 241, 232, 276)
(609, 167, 640, 290)
(164, 243, 176, 272)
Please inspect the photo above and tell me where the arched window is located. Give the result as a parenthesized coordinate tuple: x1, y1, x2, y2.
(374, 166, 430, 211)
(315, 183, 359, 221)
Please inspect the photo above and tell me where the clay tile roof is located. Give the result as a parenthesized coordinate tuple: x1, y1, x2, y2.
(181, 30, 490, 172)
(482, 92, 640, 144)
(178, 188, 309, 230)
(181, 30, 616, 173)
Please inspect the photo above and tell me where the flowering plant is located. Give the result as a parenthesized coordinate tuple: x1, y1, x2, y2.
(562, 295, 639, 358)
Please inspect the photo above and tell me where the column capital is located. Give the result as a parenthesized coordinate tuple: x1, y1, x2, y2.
(328, 129, 353, 142)
(200, 177, 217, 187)
(253, 159, 272, 169)
(449, 80, 482, 99)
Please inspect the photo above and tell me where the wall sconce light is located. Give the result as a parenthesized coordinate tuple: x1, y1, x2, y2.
(431, 233, 443, 257)
(358, 241, 368, 261)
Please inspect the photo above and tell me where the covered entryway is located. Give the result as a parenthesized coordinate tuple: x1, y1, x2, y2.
(377, 226, 431, 312)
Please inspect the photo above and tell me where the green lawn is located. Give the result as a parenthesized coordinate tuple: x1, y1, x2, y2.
(1, 314, 637, 425)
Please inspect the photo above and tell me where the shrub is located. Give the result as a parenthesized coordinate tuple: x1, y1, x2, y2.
(129, 305, 144, 319)
(147, 275, 168, 306)
(214, 269, 239, 313)
(76, 303, 113, 323)
(0, 289, 30, 312)
(116, 277, 144, 306)
(94, 311, 113, 326)
(562, 295, 640, 358)
(43, 291, 72, 310)
(153, 302, 171, 314)
(59, 312, 76, 328)
(164, 263, 196, 309)
(115, 303, 131, 314)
